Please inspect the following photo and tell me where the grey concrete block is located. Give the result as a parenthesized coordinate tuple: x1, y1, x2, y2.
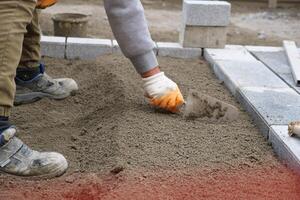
(66, 37, 112, 60)
(238, 87, 300, 127)
(236, 88, 270, 138)
(41, 36, 66, 59)
(183, 0, 231, 26)
(180, 26, 227, 48)
(157, 42, 202, 59)
(204, 45, 257, 64)
(211, 60, 288, 96)
(269, 125, 300, 174)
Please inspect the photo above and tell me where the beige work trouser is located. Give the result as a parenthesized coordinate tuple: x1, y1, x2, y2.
(0, 0, 41, 117)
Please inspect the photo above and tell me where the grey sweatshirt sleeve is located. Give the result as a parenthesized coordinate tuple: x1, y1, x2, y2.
(104, 0, 158, 74)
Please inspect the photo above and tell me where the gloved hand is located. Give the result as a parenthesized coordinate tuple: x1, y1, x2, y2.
(36, 0, 57, 9)
(143, 72, 184, 113)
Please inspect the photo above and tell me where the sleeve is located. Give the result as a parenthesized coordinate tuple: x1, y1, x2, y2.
(104, 0, 158, 74)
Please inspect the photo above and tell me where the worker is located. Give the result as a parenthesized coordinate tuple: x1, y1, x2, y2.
(0, 0, 184, 178)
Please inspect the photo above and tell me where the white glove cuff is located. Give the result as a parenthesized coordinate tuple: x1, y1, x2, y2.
(142, 72, 165, 86)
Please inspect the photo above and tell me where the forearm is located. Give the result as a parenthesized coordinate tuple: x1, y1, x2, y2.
(103, 0, 158, 74)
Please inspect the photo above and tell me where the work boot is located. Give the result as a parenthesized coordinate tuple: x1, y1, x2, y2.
(0, 127, 68, 178)
(15, 64, 78, 105)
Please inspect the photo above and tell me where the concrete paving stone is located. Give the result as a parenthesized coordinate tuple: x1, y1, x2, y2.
(251, 51, 291, 75)
(183, 0, 231, 26)
(269, 125, 300, 173)
(180, 26, 227, 48)
(41, 36, 66, 59)
(156, 42, 202, 59)
(238, 87, 300, 127)
(252, 51, 300, 94)
(204, 45, 257, 65)
(280, 74, 300, 94)
(66, 37, 112, 60)
(211, 60, 288, 96)
(236, 88, 270, 138)
(246, 45, 300, 54)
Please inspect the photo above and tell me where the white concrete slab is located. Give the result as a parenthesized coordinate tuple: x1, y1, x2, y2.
(157, 42, 202, 59)
(211, 60, 288, 96)
(245, 46, 283, 52)
(66, 37, 112, 60)
(204, 46, 257, 65)
(269, 125, 300, 173)
(41, 36, 66, 59)
(246, 45, 300, 54)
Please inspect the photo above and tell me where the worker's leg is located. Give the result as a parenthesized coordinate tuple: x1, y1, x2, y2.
(15, 8, 78, 105)
(18, 8, 41, 72)
(0, 0, 35, 115)
(0, 0, 68, 178)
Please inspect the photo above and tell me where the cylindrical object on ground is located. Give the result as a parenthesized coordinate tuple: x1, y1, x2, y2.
(52, 13, 89, 37)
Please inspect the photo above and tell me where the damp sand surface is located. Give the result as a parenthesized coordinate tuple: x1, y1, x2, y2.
(1, 55, 299, 199)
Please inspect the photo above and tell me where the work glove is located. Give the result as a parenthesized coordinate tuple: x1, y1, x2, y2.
(36, 0, 57, 9)
(143, 72, 184, 113)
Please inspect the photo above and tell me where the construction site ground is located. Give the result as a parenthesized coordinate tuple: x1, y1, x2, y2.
(0, 0, 300, 199)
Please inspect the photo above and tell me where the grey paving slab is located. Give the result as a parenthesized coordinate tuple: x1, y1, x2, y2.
(182, 0, 231, 26)
(66, 37, 112, 60)
(252, 51, 300, 94)
(246, 45, 300, 53)
(236, 89, 270, 138)
(251, 51, 291, 74)
(157, 42, 202, 59)
(269, 125, 300, 173)
(41, 36, 66, 59)
(245, 46, 283, 52)
(211, 60, 288, 96)
(204, 45, 257, 65)
(238, 87, 300, 127)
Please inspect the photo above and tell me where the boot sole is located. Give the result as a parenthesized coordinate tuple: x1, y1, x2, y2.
(14, 91, 77, 106)
(0, 164, 68, 180)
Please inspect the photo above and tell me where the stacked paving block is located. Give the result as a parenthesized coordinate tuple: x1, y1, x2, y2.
(180, 0, 231, 48)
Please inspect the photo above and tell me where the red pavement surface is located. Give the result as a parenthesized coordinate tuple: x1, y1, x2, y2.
(1, 165, 300, 200)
